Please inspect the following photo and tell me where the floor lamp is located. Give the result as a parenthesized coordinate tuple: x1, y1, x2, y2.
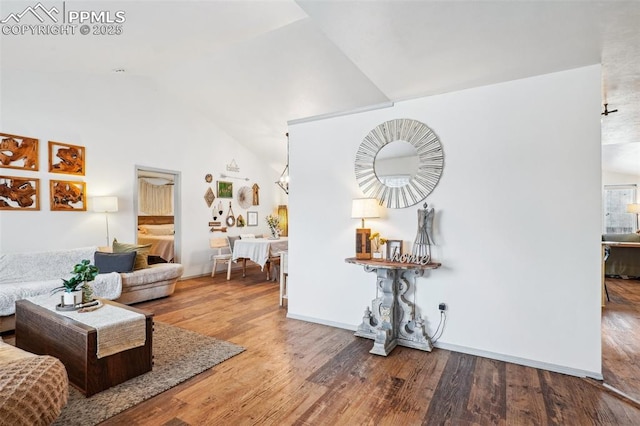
(93, 196, 118, 247)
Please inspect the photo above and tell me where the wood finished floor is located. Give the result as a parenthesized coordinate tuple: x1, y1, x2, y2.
(602, 277, 640, 403)
(6, 270, 640, 425)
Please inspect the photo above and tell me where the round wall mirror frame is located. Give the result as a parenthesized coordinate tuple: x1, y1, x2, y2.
(355, 118, 444, 209)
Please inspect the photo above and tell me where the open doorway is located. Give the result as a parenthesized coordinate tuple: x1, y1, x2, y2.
(134, 166, 181, 264)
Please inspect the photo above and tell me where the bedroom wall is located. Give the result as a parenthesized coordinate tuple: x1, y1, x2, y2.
(287, 65, 602, 377)
(0, 69, 280, 277)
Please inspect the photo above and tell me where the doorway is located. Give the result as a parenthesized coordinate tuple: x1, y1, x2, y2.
(134, 166, 181, 264)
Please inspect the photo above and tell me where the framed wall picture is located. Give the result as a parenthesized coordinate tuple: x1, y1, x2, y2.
(387, 240, 403, 260)
(48, 141, 85, 175)
(50, 180, 86, 211)
(0, 175, 40, 210)
(0, 132, 39, 171)
(217, 181, 233, 198)
(247, 211, 258, 226)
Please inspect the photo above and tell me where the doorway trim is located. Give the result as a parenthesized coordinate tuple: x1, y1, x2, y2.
(134, 165, 181, 263)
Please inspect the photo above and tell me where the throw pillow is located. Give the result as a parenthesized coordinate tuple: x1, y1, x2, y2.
(94, 251, 136, 274)
(112, 239, 152, 270)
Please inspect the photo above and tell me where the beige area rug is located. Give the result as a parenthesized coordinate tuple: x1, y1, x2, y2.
(53, 322, 245, 426)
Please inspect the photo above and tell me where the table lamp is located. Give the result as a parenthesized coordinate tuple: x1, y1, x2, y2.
(351, 198, 379, 259)
(93, 196, 118, 246)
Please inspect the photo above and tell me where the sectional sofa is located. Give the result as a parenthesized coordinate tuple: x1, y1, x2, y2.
(0, 246, 183, 332)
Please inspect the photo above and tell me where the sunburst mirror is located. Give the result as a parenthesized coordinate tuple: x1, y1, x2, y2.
(354, 118, 444, 209)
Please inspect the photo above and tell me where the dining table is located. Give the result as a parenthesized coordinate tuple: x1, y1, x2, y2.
(232, 237, 288, 280)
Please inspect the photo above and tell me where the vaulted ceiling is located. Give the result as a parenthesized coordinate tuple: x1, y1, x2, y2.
(2, 1, 639, 175)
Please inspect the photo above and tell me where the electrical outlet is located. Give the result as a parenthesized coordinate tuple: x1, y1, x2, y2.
(438, 303, 447, 311)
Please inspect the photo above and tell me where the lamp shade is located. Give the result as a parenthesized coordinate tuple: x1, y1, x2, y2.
(351, 198, 379, 219)
(627, 203, 640, 214)
(93, 196, 118, 213)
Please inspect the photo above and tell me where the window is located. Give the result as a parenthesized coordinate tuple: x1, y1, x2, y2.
(604, 184, 638, 234)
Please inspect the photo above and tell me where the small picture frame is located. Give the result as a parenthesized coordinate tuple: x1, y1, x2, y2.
(48, 141, 85, 176)
(50, 180, 86, 211)
(0, 175, 40, 210)
(386, 240, 403, 260)
(217, 181, 233, 198)
(247, 211, 258, 226)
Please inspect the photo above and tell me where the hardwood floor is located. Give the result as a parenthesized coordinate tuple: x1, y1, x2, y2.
(602, 277, 640, 403)
(6, 269, 640, 424)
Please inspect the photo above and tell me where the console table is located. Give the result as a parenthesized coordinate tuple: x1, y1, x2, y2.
(345, 257, 441, 356)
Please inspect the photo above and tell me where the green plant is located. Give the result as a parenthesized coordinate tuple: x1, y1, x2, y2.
(52, 259, 99, 294)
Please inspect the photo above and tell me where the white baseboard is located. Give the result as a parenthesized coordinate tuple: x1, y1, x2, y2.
(434, 341, 603, 380)
(284, 314, 603, 380)
(286, 313, 357, 332)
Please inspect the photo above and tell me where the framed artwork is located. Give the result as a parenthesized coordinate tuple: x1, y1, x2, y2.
(387, 240, 403, 260)
(217, 181, 233, 198)
(0, 175, 40, 210)
(49, 141, 85, 175)
(0, 132, 39, 171)
(247, 211, 258, 226)
(50, 180, 86, 211)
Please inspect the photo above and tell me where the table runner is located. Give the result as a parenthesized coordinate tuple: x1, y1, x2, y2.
(27, 293, 146, 359)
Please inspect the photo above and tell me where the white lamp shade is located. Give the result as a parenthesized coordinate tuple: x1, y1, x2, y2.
(627, 203, 640, 214)
(93, 196, 118, 213)
(351, 198, 379, 219)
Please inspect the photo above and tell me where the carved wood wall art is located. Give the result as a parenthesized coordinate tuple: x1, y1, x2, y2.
(49, 141, 85, 176)
(252, 183, 260, 205)
(0, 175, 40, 210)
(0, 133, 39, 171)
(50, 180, 86, 211)
(204, 187, 215, 207)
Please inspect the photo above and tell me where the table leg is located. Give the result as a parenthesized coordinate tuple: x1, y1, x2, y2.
(355, 267, 432, 355)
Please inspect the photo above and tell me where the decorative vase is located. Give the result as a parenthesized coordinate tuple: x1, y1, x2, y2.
(270, 227, 280, 239)
(62, 290, 82, 306)
(372, 251, 383, 260)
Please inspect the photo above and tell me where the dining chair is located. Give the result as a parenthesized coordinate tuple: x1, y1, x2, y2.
(279, 251, 288, 307)
(209, 237, 233, 280)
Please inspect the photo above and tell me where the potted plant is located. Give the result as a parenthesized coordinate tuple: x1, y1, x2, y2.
(52, 259, 99, 305)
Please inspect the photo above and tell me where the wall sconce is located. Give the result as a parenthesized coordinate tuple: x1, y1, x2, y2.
(93, 196, 118, 247)
(351, 198, 379, 259)
(276, 133, 289, 195)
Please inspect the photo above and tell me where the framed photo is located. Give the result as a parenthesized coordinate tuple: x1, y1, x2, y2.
(247, 211, 258, 226)
(0, 132, 39, 171)
(217, 181, 233, 198)
(50, 180, 86, 211)
(387, 240, 403, 260)
(0, 175, 40, 210)
(48, 141, 85, 176)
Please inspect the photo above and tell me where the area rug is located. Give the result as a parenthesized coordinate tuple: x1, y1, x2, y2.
(53, 322, 245, 425)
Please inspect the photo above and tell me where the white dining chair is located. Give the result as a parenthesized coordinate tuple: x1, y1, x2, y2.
(209, 237, 233, 280)
(279, 251, 288, 306)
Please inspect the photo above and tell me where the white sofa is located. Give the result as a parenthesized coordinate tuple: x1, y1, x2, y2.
(0, 246, 183, 332)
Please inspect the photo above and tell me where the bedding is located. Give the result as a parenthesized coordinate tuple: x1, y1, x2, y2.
(137, 233, 174, 262)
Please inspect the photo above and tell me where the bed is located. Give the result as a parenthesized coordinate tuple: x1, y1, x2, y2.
(137, 216, 175, 262)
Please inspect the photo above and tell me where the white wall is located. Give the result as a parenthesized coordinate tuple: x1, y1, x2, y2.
(0, 69, 281, 277)
(288, 65, 602, 377)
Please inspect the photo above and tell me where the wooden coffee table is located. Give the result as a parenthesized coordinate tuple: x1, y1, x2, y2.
(15, 299, 153, 397)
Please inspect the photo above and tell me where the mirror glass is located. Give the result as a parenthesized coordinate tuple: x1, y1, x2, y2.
(374, 140, 419, 188)
(354, 118, 444, 209)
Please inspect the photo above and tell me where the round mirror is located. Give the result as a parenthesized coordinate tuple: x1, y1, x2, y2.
(226, 215, 236, 227)
(355, 119, 444, 209)
(374, 140, 419, 188)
